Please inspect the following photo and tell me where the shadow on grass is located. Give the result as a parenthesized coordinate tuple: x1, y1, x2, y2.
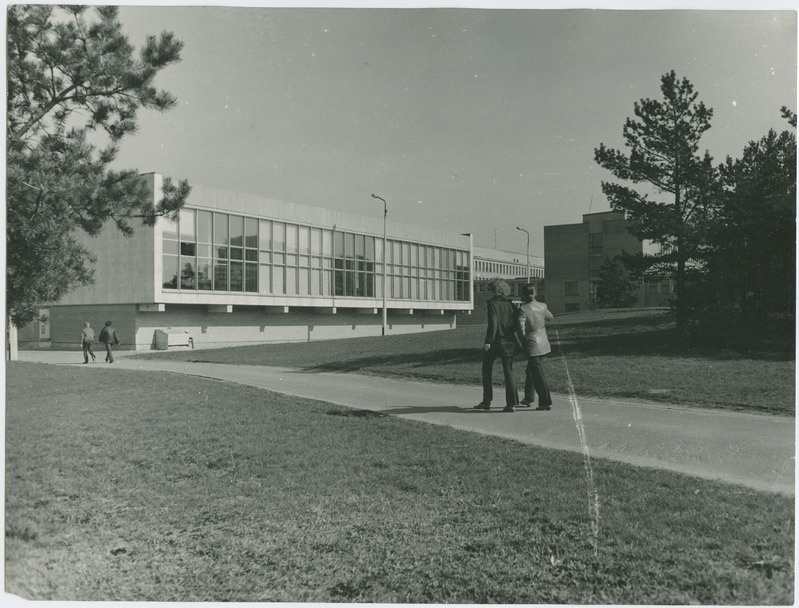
(305, 347, 480, 373)
(552, 315, 794, 362)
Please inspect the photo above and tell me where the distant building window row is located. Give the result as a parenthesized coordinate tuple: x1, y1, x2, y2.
(474, 259, 543, 278)
(162, 208, 470, 301)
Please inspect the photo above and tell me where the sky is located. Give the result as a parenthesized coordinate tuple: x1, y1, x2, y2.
(111, 2, 797, 257)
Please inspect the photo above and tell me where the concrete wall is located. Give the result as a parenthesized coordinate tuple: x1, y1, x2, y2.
(49, 304, 138, 350)
(544, 222, 588, 314)
(56, 176, 159, 307)
(48, 303, 455, 350)
(544, 211, 644, 314)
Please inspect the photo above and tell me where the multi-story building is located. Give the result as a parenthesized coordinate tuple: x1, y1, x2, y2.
(25, 174, 475, 350)
(544, 210, 671, 314)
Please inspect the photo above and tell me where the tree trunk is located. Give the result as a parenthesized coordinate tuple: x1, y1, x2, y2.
(6, 316, 19, 361)
(675, 254, 688, 335)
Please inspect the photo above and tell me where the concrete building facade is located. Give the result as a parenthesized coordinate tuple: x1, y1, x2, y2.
(544, 211, 672, 314)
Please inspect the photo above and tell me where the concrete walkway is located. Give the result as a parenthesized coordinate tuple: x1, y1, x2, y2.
(17, 349, 796, 495)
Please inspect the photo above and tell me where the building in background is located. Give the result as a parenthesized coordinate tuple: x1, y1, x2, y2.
(544, 211, 672, 314)
(23, 174, 475, 350)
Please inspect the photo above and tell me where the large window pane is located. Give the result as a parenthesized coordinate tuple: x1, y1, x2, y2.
(230, 215, 244, 247)
(322, 230, 332, 257)
(334, 232, 344, 257)
(285, 266, 297, 294)
(245, 262, 258, 292)
(311, 228, 322, 255)
(322, 269, 332, 295)
(298, 226, 310, 254)
(214, 260, 228, 290)
(299, 267, 309, 295)
(179, 209, 196, 241)
(311, 268, 321, 295)
(198, 211, 212, 244)
(162, 256, 178, 289)
(230, 261, 243, 291)
(344, 232, 354, 258)
(355, 234, 365, 259)
(273, 266, 284, 294)
(162, 215, 178, 240)
(259, 264, 271, 294)
(197, 259, 212, 290)
(259, 220, 272, 250)
(286, 224, 298, 253)
(273, 222, 285, 252)
(214, 213, 228, 245)
(180, 259, 196, 289)
(245, 217, 258, 249)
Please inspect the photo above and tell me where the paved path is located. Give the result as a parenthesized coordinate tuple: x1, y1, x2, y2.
(17, 350, 796, 495)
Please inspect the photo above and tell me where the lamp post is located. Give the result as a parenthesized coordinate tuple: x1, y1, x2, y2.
(516, 226, 530, 284)
(371, 194, 388, 336)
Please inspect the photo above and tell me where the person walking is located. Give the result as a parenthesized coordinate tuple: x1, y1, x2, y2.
(80, 322, 96, 364)
(517, 283, 554, 411)
(475, 278, 521, 412)
(98, 320, 120, 363)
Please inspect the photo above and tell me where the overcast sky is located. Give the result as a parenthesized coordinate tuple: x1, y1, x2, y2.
(113, 2, 796, 256)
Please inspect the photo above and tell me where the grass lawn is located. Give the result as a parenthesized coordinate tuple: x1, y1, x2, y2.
(6, 362, 794, 603)
(134, 309, 795, 415)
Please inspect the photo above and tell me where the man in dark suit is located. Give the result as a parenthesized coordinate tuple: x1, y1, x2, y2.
(475, 278, 521, 412)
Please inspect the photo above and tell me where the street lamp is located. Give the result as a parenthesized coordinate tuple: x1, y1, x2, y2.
(371, 194, 388, 336)
(516, 226, 530, 284)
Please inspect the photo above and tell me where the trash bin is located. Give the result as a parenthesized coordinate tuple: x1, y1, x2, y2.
(154, 329, 194, 350)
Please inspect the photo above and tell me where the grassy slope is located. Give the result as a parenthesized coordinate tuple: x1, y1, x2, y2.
(6, 363, 794, 603)
(134, 309, 795, 415)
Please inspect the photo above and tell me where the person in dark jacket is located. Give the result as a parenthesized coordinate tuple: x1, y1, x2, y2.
(475, 278, 521, 412)
(98, 320, 120, 363)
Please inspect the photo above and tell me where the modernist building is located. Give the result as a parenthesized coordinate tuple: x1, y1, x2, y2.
(31, 174, 476, 350)
(544, 210, 671, 314)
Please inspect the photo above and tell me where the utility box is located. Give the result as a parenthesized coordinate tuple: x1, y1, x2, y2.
(154, 329, 194, 350)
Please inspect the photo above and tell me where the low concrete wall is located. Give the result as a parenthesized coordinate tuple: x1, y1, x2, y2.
(47, 304, 456, 350)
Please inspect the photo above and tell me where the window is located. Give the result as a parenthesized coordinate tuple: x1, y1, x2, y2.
(161, 208, 469, 302)
(589, 232, 603, 255)
(565, 281, 580, 296)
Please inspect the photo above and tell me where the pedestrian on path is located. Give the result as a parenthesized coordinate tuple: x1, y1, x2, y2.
(475, 278, 521, 412)
(517, 283, 554, 411)
(80, 322, 96, 364)
(98, 320, 120, 363)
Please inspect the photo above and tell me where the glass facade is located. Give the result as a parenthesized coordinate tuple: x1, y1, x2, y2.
(162, 208, 471, 302)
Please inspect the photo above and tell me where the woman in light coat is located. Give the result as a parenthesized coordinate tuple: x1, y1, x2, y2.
(517, 283, 554, 410)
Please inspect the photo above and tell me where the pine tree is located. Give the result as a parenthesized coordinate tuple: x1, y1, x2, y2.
(7, 5, 191, 327)
(711, 110, 796, 316)
(594, 71, 719, 333)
